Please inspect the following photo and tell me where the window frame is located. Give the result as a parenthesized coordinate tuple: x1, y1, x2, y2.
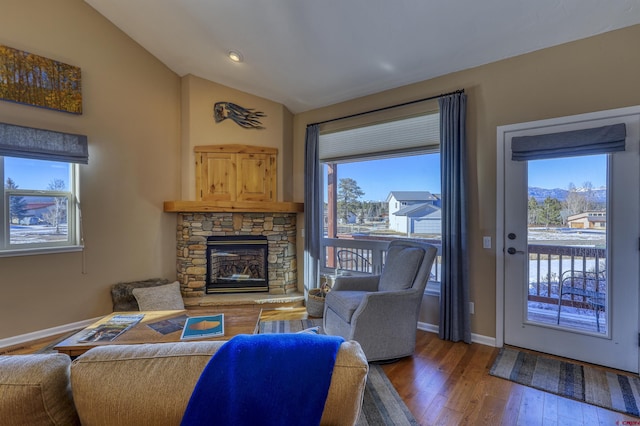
(317, 111, 443, 295)
(0, 156, 82, 257)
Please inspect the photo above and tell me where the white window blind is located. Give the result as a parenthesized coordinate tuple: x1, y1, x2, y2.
(319, 112, 440, 162)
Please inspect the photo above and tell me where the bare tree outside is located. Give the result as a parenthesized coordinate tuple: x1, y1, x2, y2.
(43, 179, 67, 234)
(581, 181, 596, 211)
(564, 182, 585, 216)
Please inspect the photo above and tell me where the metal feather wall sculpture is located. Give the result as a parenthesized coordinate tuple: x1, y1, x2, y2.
(214, 101, 266, 129)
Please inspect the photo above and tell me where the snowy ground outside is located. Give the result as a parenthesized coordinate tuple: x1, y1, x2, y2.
(526, 227, 607, 333)
(9, 224, 69, 244)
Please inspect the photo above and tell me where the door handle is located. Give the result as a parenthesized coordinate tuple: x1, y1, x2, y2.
(507, 247, 525, 255)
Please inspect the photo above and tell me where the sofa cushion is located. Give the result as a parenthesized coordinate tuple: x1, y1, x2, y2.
(0, 353, 80, 426)
(325, 290, 367, 323)
(71, 342, 223, 426)
(71, 340, 368, 426)
(132, 281, 185, 310)
(378, 246, 425, 291)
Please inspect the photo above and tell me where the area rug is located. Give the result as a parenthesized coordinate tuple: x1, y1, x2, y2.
(259, 319, 418, 425)
(490, 347, 640, 417)
(258, 318, 324, 334)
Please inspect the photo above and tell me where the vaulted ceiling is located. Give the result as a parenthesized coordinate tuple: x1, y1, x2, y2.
(85, 0, 640, 113)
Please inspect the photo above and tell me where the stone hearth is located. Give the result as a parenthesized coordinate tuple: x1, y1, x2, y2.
(176, 212, 297, 297)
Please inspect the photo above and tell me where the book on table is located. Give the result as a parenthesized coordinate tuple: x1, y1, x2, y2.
(180, 314, 224, 340)
(79, 314, 145, 343)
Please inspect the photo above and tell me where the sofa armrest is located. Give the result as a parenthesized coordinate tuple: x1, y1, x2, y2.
(0, 354, 80, 426)
(321, 340, 369, 426)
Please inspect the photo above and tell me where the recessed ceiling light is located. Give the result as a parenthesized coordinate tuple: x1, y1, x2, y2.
(228, 50, 243, 63)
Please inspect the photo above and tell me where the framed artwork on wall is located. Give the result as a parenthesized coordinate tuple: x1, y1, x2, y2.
(0, 45, 82, 114)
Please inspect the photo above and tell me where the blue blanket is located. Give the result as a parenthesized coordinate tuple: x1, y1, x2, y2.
(181, 333, 344, 426)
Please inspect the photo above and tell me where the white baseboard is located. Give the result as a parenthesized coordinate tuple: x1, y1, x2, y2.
(417, 321, 497, 347)
(0, 317, 101, 350)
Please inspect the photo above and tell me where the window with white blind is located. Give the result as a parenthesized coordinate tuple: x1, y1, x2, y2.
(319, 111, 443, 290)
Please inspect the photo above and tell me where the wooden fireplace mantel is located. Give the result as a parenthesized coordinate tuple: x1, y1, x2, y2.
(163, 200, 304, 213)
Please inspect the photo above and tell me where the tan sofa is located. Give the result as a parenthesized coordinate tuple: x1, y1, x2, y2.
(0, 340, 368, 426)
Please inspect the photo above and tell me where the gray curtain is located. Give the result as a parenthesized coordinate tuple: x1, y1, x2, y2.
(438, 92, 471, 343)
(304, 124, 322, 293)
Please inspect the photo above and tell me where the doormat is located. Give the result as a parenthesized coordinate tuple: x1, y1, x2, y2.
(490, 347, 640, 417)
(258, 319, 418, 425)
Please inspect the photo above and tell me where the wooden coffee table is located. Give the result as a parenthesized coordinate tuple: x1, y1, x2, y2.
(258, 306, 309, 322)
(54, 307, 262, 357)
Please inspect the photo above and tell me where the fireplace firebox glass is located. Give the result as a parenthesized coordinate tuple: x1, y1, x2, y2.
(206, 236, 268, 293)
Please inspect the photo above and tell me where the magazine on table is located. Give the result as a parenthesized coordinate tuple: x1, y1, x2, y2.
(79, 314, 145, 343)
(180, 314, 225, 340)
(147, 314, 188, 335)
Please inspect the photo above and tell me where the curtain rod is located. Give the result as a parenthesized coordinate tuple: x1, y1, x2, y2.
(307, 89, 464, 127)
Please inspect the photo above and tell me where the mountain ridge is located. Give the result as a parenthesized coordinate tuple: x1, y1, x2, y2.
(528, 186, 606, 203)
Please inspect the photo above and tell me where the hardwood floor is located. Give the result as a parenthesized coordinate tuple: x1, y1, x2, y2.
(0, 331, 79, 355)
(3, 324, 638, 425)
(381, 330, 638, 425)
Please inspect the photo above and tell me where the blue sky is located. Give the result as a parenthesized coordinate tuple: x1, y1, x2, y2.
(528, 155, 606, 189)
(4, 157, 70, 190)
(5, 152, 606, 199)
(330, 153, 607, 202)
(329, 154, 441, 202)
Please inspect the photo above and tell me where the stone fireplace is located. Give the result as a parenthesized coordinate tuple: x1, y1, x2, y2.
(175, 212, 298, 297)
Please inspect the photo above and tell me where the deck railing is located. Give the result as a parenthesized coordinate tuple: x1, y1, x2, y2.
(321, 236, 443, 282)
(321, 238, 604, 306)
(527, 244, 606, 307)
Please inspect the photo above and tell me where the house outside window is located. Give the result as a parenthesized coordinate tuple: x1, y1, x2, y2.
(318, 112, 443, 291)
(0, 123, 87, 256)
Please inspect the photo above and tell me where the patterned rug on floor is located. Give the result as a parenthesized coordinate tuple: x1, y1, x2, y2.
(258, 318, 418, 425)
(490, 347, 640, 417)
(258, 318, 324, 334)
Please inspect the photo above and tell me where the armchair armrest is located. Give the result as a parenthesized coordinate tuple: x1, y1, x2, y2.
(332, 275, 380, 292)
(356, 289, 423, 316)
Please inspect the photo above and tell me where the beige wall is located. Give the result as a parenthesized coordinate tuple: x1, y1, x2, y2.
(293, 24, 640, 338)
(180, 75, 293, 201)
(0, 0, 181, 338)
(2, 0, 639, 342)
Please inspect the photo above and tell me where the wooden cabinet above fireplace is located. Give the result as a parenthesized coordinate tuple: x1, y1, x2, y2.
(195, 144, 277, 202)
(164, 144, 302, 213)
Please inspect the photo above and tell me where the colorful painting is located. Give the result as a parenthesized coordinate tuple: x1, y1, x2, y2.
(0, 45, 82, 114)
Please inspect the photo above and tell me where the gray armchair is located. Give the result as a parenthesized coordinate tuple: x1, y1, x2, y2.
(323, 240, 437, 362)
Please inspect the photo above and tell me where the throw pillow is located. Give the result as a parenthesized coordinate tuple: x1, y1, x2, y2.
(132, 281, 185, 311)
(111, 278, 171, 311)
